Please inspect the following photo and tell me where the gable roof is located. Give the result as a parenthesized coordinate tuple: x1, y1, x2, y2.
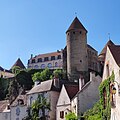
(99, 40, 114, 56)
(11, 94, 27, 107)
(64, 84, 79, 100)
(0, 100, 9, 112)
(66, 17, 87, 33)
(0, 66, 4, 71)
(11, 58, 25, 69)
(27, 80, 59, 95)
(108, 45, 120, 67)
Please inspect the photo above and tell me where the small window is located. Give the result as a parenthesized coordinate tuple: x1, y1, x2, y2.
(51, 56, 55, 60)
(73, 32, 75, 34)
(80, 31, 82, 34)
(38, 58, 42, 62)
(80, 60, 82, 63)
(60, 111, 64, 119)
(44, 57, 49, 61)
(32, 59, 35, 63)
(57, 55, 61, 59)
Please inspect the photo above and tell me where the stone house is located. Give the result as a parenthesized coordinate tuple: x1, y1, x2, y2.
(10, 94, 27, 120)
(0, 100, 10, 120)
(27, 79, 60, 120)
(27, 51, 63, 70)
(102, 42, 120, 120)
(0, 66, 14, 78)
(56, 84, 79, 120)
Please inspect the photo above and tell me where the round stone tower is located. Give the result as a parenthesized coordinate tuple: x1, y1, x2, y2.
(66, 17, 88, 81)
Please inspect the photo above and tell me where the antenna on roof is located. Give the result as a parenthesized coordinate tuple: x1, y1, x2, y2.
(75, 12, 77, 17)
(108, 33, 111, 40)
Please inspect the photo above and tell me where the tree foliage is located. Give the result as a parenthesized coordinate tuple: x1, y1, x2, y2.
(53, 69, 67, 80)
(0, 78, 10, 100)
(16, 70, 33, 90)
(83, 72, 115, 120)
(12, 66, 21, 75)
(32, 68, 52, 82)
(65, 112, 78, 120)
(23, 95, 50, 120)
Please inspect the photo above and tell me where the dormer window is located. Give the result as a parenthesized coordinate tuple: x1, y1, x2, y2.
(32, 59, 35, 63)
(44, 57, 49, 61)
(38, 58, 42, 62)
(57, 55, 61, 59)
(51, 56, 55, 60)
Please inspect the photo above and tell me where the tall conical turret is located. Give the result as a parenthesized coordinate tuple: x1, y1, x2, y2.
(66, 17, 88, 81)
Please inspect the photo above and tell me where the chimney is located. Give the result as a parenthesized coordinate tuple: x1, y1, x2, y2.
(34, 80, 41, 87)
(79, 75, 85, 91)
(53, 77, 60, 88)
(31, 54, 33, 59)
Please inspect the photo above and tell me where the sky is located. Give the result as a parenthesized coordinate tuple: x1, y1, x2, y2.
(0, 0, 120, 69)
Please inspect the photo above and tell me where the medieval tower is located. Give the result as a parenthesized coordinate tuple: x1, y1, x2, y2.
(66, 17, 88, 81)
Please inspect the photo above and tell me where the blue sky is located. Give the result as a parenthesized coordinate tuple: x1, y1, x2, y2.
(0, 0, 120, 69)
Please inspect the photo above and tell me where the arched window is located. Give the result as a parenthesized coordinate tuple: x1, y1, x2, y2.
(110, 84, 116, 108)
(55, 62, 58, 67)
(30, 96, 33, 105)
(41, 64, 45, 69)
(47, 63, 52, 68)
(106, 64, 109, 77)
(34, 65, 39, 69)
(103, 88, 107, 109)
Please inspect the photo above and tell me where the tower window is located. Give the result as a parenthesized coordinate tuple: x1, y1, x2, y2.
(73, 32, 75, 34)
(80, 31, 82, 34)
(80, 60, 82, 63)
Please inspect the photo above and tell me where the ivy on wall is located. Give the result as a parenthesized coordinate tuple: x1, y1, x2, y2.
(83, 72, 115, 120)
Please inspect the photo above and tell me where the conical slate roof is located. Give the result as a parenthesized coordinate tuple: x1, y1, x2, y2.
(11, 58, 25, 69)
(99, 40, 114, 56)
(66, 17, 87, 33)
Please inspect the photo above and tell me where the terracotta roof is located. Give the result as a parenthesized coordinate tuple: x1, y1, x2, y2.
(0, 100, 9, 112)
(11, 94, 27, 107)
(64, 84, 79, 100)
(11, 58, 26, 69)
(109, 45, 120, 67)
(31, 51, 62, 60)
(66, 17, 87, 33)
(99, 40, 114, 56)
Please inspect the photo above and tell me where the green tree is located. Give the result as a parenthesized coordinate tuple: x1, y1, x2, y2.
(7, 79, 19, 103)
(32, 68, 52, 82)
(65, 112, 78, 120)
(24, 95, 50, 120)
(32, 72, 41, 82)
(0, 78, 10, 100)
(12, 66, 21, 75)
(53, 69, 67, 80)
(16, 70, 33, 90)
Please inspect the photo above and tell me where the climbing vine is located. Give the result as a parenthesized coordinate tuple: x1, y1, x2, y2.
(83, 72, 115, 120)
